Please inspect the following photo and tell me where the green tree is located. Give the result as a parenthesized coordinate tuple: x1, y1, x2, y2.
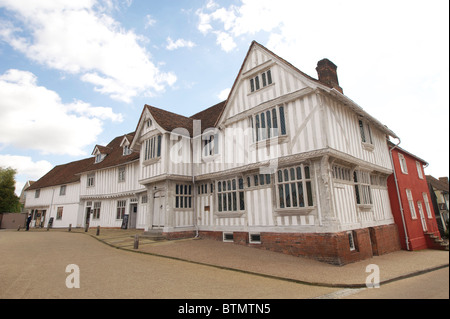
(0, 167, 21, 212)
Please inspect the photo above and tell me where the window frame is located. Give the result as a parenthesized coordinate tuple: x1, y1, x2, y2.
(406, 189, 417, 219)
(249, 69, 273, 93)
(202, 132, 220, 158)
(216, 177, 245, 214)
(123, 145, 131, 156)
(118, 166, 126, 183)
(422, 193, 433, 219)
(59, 185, 66, 196)
(87, 173, 95, 187)
(56, 206, 63, 220)
(354, 170, 373, 207)
(144, 134, 162, 162)
(416, 161, 424, 179)
(332, 164, 352, 182)
(116, 200, 126, 220)
(398, 154, 408, 174)
(347, 231, 357, 251)
(275, 164, 314, 212)
(92, 201, 101, 220)
(175, 184, 192, 209)
(358, 118, 374, 151)
(250, 105, 287, 144)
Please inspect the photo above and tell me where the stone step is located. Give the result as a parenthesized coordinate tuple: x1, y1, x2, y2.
(140, 230, 165, 240)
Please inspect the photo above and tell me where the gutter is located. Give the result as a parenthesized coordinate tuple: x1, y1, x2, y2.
(388, 137, 410, 250)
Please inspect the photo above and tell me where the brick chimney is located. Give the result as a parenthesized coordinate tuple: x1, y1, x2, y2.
(316, 58, 343, 94)
(438, 177, 449, 185)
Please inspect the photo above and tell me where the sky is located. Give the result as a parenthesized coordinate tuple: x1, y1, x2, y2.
(0, 0, 448, 196)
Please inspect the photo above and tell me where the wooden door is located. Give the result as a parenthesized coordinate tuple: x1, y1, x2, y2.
(153, 192, 165, 228)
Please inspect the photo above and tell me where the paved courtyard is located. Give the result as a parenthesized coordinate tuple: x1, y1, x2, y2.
(1, 229, 448, 300)
(0, 230, 339, 299)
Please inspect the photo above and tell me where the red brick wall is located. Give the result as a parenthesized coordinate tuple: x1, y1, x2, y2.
(198, 224, 401, 265)
(369, 224, 401, 255)
(163, 230, 196, 240)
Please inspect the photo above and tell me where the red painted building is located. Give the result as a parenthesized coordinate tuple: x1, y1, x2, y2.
(387, 142, 443, 251)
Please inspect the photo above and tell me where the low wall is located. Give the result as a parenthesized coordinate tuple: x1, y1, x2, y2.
(198, 224, 401, 266)
(0, 213, 27, 229)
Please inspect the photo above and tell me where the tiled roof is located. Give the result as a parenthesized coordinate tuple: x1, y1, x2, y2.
(93, 145, 112, 155)
(426, 175, 449, 192)
(27, 157, 93, 191)
(28, 133, 139, 190)
(190, 100, 227, 133)
(145, 101, 227, 137)
(80, 132, 139, 173)
(146, 104, 194, 136)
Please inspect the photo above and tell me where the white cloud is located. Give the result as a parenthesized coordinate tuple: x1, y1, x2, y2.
(0, 0, 176, 103)
(0, 154, 54, 195)
(196, 10, 213, 35)
(0, 69, 122, 156)
(0, 155, 53, 181)
(66, 100, 123, 122)
(145, 14, 156, 28)
(166, 37, 196, 51)
(213, 31, 236, 52)
(195, 0, 449, 177)
(218, 88, 230, 101)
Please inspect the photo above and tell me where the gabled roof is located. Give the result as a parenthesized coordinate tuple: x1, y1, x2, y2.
(426, 175, 449, 192)
(213, 41, 325, 128)
(139, 102, 227, 138)
(214, 40, 398, 139)
(120, 133, 133, 147)
(190, 100, 227, 133)
(27, 157, 93, 191)
(92, 144, 112, 155)
(28, 133, 140, 191)
(145, 104, 194, 136)
(387, 141, 428, 165)
(81, 132, 139, 173)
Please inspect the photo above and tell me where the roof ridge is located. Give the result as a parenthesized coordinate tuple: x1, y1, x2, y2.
(146, 104, 193, 121)
(189, 100, 227, 119)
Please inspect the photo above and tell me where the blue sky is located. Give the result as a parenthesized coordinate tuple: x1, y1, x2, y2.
(0, 0, 448, 195)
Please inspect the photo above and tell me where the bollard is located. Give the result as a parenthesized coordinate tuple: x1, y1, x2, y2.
(85, 224, 89, 232)
(47, 223, 50, 231)
(134, 234, 139, 249)
(96, 225, 100, 236)
(68, 224, 72, 232)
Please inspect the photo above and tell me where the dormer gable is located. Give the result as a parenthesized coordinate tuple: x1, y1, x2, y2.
(131, 104, 193, 152)
(120, 136, 132, 156)
(92, 145, 111, 163)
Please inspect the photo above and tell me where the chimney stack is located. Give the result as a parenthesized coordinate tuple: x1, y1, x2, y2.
(316, 58, 343, 94)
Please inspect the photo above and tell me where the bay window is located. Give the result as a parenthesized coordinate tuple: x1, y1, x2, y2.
(276, 164, 314, 209)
